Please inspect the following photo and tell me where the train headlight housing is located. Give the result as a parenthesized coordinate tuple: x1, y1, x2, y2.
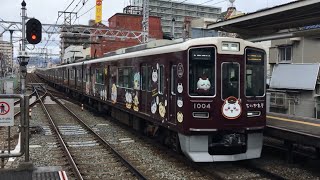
(221, 42, 240, 52)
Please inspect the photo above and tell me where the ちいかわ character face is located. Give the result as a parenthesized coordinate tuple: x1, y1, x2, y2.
(222, 97, 242, 119)
(197, 77, 211, 91)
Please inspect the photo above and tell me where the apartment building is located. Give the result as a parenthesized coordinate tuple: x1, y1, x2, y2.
(132, 0, 221, 38)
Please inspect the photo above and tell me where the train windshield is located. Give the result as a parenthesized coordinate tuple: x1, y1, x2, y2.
(222, 63, 240, 99)
(245, 49, 265, 97)
(189, 47, 215, 96)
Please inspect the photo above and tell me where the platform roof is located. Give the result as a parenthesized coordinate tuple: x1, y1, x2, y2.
(207, 0, 320, 40)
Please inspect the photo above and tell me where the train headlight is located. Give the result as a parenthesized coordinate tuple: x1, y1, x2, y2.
(247, 111, 261, 117)
(221, 42, 240, 52)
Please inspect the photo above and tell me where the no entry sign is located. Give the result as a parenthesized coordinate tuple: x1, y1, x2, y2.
(0, 99, 14, 126)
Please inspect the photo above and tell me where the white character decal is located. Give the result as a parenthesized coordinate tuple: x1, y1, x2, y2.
(134, 72, 140, 90)
(177, 97, 183, 108)
(133, 92, 139, 112)
(111, 84, 117, 103)
(151, 99, 157, 114)
(177, 83, 183, 93)
(125, 91, 133, 109)
(197, 77, 211, 91)
(152, 69, 158, 82)
(222, 96, 242, 119)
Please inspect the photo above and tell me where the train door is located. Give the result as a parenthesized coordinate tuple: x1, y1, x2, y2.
(105, 65, 110, 100)
(67, 68, 70, 86)
(75, 67, 78, 88)
(168, 64, 177, 124)
(140, 63, 151, 113)
(81, 63, 85, 93)
(221, 62, 240, 100)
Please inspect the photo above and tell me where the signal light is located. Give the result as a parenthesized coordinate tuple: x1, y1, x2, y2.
(26, 18, 42, 44)
(31, 34, 37, 40)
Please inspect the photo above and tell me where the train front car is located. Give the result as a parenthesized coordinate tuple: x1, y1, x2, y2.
(178, 38, 266, 162)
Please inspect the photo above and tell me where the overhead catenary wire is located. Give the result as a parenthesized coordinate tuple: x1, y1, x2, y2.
(44, 0, 88, 50)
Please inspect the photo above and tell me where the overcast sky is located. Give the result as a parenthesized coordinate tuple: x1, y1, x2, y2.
(0, 0, 295, 55)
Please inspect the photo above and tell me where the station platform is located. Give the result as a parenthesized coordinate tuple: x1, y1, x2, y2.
(267, 112, 320, 136)
(0, 164, 67, 180)
(266, 112, 320, 149)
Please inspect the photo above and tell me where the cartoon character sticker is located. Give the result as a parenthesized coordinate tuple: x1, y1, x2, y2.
(177, 97, 183, 108)
(151, 99, 157, 114)
(197, 77, 211, 91)
(222, 96, 242, 119)
(177, 63, 184, 78)
(152, 69, 158, 82)
(159, 102, 166, 118)
(111, 84, 117, 103)
(133, 93, 139, 112)
(134, 72, 140, 90)
(177, 83, 183, 93)
(177, 112, 183, 123)
(125, 91, 133, 109)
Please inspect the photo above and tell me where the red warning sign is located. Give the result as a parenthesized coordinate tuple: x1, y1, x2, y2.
(0, 102, 10, 115)
(0, 99, 14, 126)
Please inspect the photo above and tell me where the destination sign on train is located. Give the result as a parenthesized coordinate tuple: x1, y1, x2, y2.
(247, 53, 263, 61)
(191, 50, 213, 61)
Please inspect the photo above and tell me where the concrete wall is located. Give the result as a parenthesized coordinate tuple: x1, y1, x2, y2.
(288, 91, 315, 117)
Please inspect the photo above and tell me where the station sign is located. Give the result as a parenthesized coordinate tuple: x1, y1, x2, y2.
(0, 99, 14, 126)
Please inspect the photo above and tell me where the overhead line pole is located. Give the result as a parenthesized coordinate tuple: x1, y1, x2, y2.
(19, 0, 30, 163)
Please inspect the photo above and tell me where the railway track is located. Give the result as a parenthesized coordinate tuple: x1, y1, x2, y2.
(21, 74, 319, 179)
(60, 94, 292, 180)
(34, 86, 147, 179)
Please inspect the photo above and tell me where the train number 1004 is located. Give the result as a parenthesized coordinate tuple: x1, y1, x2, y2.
(193, 103, 211, 109)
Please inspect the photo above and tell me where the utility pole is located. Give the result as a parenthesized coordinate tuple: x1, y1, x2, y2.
(142, 0, 149, 43)
(9, 30, 14, 76)
(20, 0, 27, 94)
(19, 0, 30, 163)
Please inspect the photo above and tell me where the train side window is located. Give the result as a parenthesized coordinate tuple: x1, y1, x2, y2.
(148, 66, 152, 91)
(158, 65, 164, 94)
(245, 49, 265, 97)
(118, 67, 133, 88)
(70, 69, 75, 80)
(95, 68, 104, 84)
(77, 69, 81, 82)
(141, 66, 147, 91)
(141, 66, 151, 91)
(171, 65, 177, 95)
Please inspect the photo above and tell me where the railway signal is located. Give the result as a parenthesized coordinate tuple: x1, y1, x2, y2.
(26, 18, 42, 44)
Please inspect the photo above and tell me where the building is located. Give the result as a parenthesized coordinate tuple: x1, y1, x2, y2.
(63, 45, 91, 64)
(132, 0, 221, 38)
(0, 40, 13, 75)
(60, 25, 91, 61)
(268, 37, 320, 118)
(90, 13, 163, 58)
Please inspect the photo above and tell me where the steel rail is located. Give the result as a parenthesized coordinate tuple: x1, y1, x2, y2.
(34, 88, 84, 180)
(47, 90, 148, 180)
(13, 90, 38, 117)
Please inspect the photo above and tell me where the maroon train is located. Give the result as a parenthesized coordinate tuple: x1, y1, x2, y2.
(36, 37, 266, 162)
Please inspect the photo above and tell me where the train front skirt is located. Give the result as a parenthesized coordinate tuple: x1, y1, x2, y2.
(178, 132, 263, 162)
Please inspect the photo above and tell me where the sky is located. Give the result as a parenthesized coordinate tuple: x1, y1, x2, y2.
(0, 0, 295, 56)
